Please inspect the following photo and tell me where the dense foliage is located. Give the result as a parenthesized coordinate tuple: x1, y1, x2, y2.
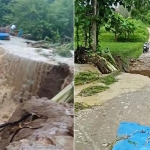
(100, 20, 148, 60)
(105, 13, 136, 41)
(75, 0, 150, 51)
(0, 0, 73, 41)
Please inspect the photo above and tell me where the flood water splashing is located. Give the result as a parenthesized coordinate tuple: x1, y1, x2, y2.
(0, 46, 73, 123)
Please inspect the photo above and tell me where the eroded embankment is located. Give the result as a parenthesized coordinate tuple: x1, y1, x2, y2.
(0, 48, 73, 123)
(129, 56, 150, 77)
(129, 27, 150, 76)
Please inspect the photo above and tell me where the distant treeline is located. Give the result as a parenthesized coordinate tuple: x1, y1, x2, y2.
(0, 0, 73, 41)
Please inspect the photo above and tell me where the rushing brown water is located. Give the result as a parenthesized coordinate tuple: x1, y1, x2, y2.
(0, 47, 73, 123)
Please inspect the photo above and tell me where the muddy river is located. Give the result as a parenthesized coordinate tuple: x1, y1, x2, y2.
(0, 36, 73, 123)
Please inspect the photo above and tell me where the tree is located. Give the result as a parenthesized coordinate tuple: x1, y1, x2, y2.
(105, 13, 136, 41)
(75, 0, 123, 50)
(130, 0, 150, 22)
(2, 0, 73, 41)
(122, 18, 136, 40)
(145, 11, 150, 24)
(105, 13, 124, 41)
(75, 0, 150, 51)
(48, 0, 73, 39)
(0, 0, 12, 25)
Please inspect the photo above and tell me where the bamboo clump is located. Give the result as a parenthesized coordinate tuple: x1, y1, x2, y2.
(51, 82, 74, 103)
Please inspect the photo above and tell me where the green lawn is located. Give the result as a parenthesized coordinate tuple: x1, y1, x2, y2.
(99, 20, 149, 58)
(99, 20, 149, 59)
(75, 20, 149, 59)
(101, 42, 143, 59)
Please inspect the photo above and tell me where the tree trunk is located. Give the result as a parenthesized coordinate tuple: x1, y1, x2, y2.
(124, 32, 126, 39)
(92, 0, 97, 51)
(96, 2, 100, 49)
(88, 25, 92, 48)
(84, 29, 88, 47)
(76, 26, 79, 48)
(115, 32, 117, 41)
(96, 24, 100, 48)
(127, 32, 130, 40)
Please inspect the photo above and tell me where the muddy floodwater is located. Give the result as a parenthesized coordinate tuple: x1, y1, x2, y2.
(0, 36, 74, 150)
(0, 36, 73, 64)
(0, 36, 73, 123)
(75, 72, 150, 105)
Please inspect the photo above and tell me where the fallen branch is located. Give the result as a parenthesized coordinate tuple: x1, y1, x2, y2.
(109, 130, 143, 149)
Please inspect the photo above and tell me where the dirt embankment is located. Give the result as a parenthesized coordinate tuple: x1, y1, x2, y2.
(129, 28, 150, 76)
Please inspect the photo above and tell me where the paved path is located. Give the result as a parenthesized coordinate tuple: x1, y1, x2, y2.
(75, 84, 150, 150)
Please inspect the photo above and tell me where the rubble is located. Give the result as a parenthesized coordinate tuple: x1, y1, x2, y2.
(0, 97, 74, 150)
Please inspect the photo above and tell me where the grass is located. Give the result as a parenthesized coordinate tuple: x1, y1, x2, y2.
(78, 85, 109, 97)
(53, 42, 73, 57)
(99, 20, 148, 59)
(74, 102, 93, 112)
(100, 33, 147, 43)
(100, 42, 143, 59)
(99, 72, 119, 85)
(75, 71, 100, 85)
(75, 71, 119, 97)
(55, 47, 72, 57)
(75, 71, 119, 86)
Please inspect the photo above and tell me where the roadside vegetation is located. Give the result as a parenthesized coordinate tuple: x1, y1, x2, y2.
(78, 85, 109, 97)
(75, 0, 150, 73)
(75, 71, 100, 85)
(75, 71, 119, 100)
(75, 71, 119, 86)
(75, 1, 150, 107)
(75, 102, 93, 112)
(76, 19, 148, 60)
(100, 20, 148, 59)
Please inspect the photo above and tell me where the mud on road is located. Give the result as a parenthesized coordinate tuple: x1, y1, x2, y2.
(75, 28, 150, 150)
(75, 70, 150, 150)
